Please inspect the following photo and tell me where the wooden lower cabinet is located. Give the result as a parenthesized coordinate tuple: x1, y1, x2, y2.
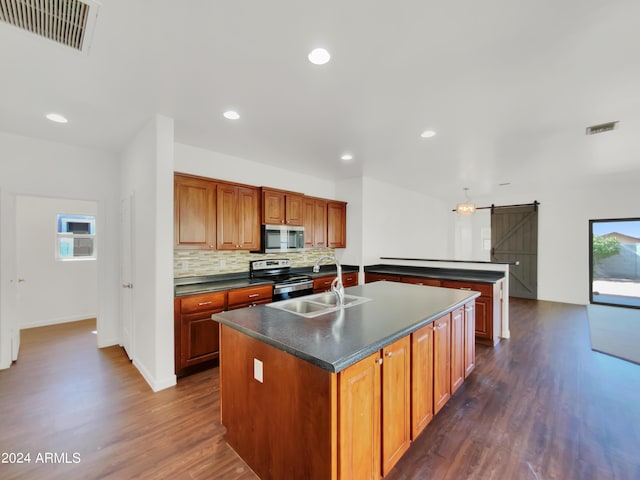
(338, 351, 381, 480)
(227, 284, 272, 310)
(174, 291, 226, 376)
(313, 273, 358, 293)
(381, 337, 411, 476)
(411, 322, 434, 439)
(465, 301, 476, 377)
(433, 313, 451, 415)
(342, 272, 358, 288)
(451, 306, 465, 394)
(364, 272, 401, 283)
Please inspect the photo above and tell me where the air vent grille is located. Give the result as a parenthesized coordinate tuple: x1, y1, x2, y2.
(0, 0, 97, 52)
(586, 121, 619, 135)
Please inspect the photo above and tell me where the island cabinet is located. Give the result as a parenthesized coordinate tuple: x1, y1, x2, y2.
(411, 323, 434, 439)
(216, 183, 260, 250)
(261, 188, 304, 226)
(451, 306, 465, 394)
(174, 174, 216, 250)
(433, 313, 451, 414)
(302, 197, 328, 248)
(174, 290, 226, 376)
(218, 292, 478, 480)
(464, 302, 476, 377)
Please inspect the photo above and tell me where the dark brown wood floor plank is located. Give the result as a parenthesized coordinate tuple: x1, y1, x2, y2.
(1, 301, 639, 479)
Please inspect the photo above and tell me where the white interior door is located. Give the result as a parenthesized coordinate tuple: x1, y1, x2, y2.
(0, 190, 19, 365)
(120, 195, 134, 359)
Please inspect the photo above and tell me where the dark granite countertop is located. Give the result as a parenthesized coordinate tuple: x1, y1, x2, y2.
(364, 264, 505, 283)
(213, 281, 478, 373)
(174, 264, 359, 297)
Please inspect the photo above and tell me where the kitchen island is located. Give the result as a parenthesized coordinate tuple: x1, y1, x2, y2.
(213, 281, 479, 480)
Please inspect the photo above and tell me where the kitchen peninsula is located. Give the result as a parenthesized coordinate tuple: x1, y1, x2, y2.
(213, 281, 479, 480)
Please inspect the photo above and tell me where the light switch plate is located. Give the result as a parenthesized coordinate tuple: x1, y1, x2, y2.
(253, 358, 263, 383)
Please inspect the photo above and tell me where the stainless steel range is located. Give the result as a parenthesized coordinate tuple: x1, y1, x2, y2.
(250, 259, 313, 301)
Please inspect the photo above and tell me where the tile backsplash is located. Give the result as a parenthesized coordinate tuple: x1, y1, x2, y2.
(174, 248, 337, 278)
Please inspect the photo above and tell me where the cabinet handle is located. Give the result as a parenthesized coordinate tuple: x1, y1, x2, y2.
(385, 351, 392, 358)
(198, 301, 212, 306)
(248, 293, 260, 298)
(375, 358, 383, 365)
(460, 287, 471, 290)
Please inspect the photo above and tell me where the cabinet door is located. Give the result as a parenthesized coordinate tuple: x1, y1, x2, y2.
(411, 323, 433, 439)
(474, 296, 491, 340)
(217, 184, 260, 250)
(236, 186, 260, 250)
(181, 313, 220, 368)
(174, 174, 216, 249)
(327, 201, 347, 248)
(338, 352, 381, 480)
(313, 199, 327, 247)
(262, 189, 285, 224)
(381, 337, 411, 476)
(433, 313, 451, 415)
(464, 301, 476, 378)
(302, 197, 316, 247)
(342, 272, 358, 288)
(285, 193, 304, 226)
(451, 306, 465, 394)
(216, 183, 238, 250)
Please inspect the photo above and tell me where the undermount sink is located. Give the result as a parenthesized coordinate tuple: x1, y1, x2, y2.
(266, 293, 371, 318)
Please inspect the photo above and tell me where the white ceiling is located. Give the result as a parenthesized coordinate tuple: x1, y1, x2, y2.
(1, 0, 639, 201)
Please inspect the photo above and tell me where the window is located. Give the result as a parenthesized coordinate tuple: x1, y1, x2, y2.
(56, 214, 96, 260)
(590, 218, 640, 308)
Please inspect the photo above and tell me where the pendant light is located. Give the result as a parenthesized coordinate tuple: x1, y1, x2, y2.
(455, 188, 476, 215)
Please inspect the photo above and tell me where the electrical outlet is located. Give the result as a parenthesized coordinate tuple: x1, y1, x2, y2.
(220, 259, 226, 268)
(253, 358, 263, 383)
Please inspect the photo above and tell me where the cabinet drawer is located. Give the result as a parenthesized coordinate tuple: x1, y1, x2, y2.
(228, 284, 273, 308)
(401, 276, 442, 287)
(364, 273, 401, 283)
(313, 276, 334, 291)
(180, 291, 227, 315)
(442, 280, 493, 297)
(342, 273, 358, 287)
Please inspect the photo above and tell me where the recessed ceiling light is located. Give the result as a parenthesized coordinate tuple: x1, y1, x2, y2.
(420, 130, 436, 138)
(340, 153, 353, 161)
(308, 48, 331, 65)
(223, 110, 240, 120)
(46, 113, 68, 123)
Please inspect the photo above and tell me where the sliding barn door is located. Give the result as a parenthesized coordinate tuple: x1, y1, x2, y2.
(491, 205, 538, 299)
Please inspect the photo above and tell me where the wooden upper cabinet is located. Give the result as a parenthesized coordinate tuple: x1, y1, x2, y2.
(216, 183, 260, 250)
(174, 174, 216, 249)
(327, 200, 347, 248)
(303, 197, 327, 248)
(261, 188, 304, 226)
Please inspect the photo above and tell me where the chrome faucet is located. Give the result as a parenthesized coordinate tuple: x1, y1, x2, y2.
(313, 254, 344, 307)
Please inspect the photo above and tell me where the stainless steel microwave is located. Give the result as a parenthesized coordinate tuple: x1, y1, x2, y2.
(255, 224, 305, 253)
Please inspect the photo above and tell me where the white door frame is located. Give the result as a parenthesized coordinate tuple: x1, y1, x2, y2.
(120, 194, 135, 360)
(0, 189, 19, 368)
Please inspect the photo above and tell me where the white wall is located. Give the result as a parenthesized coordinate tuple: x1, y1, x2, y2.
(461, 176, 640, 305)
(120, 116, 175, 392)
(15, 196, 97, 328)
(0, 131, 120, 369)
(174, 143, 336, 199)
(361, 177, 450, 266)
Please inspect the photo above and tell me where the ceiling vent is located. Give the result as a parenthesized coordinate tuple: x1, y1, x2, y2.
(586, 121, 619, 135)
(0, 0, 100, 54)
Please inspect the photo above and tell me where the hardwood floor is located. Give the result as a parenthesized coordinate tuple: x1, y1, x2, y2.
(1, 300, 639, 479)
